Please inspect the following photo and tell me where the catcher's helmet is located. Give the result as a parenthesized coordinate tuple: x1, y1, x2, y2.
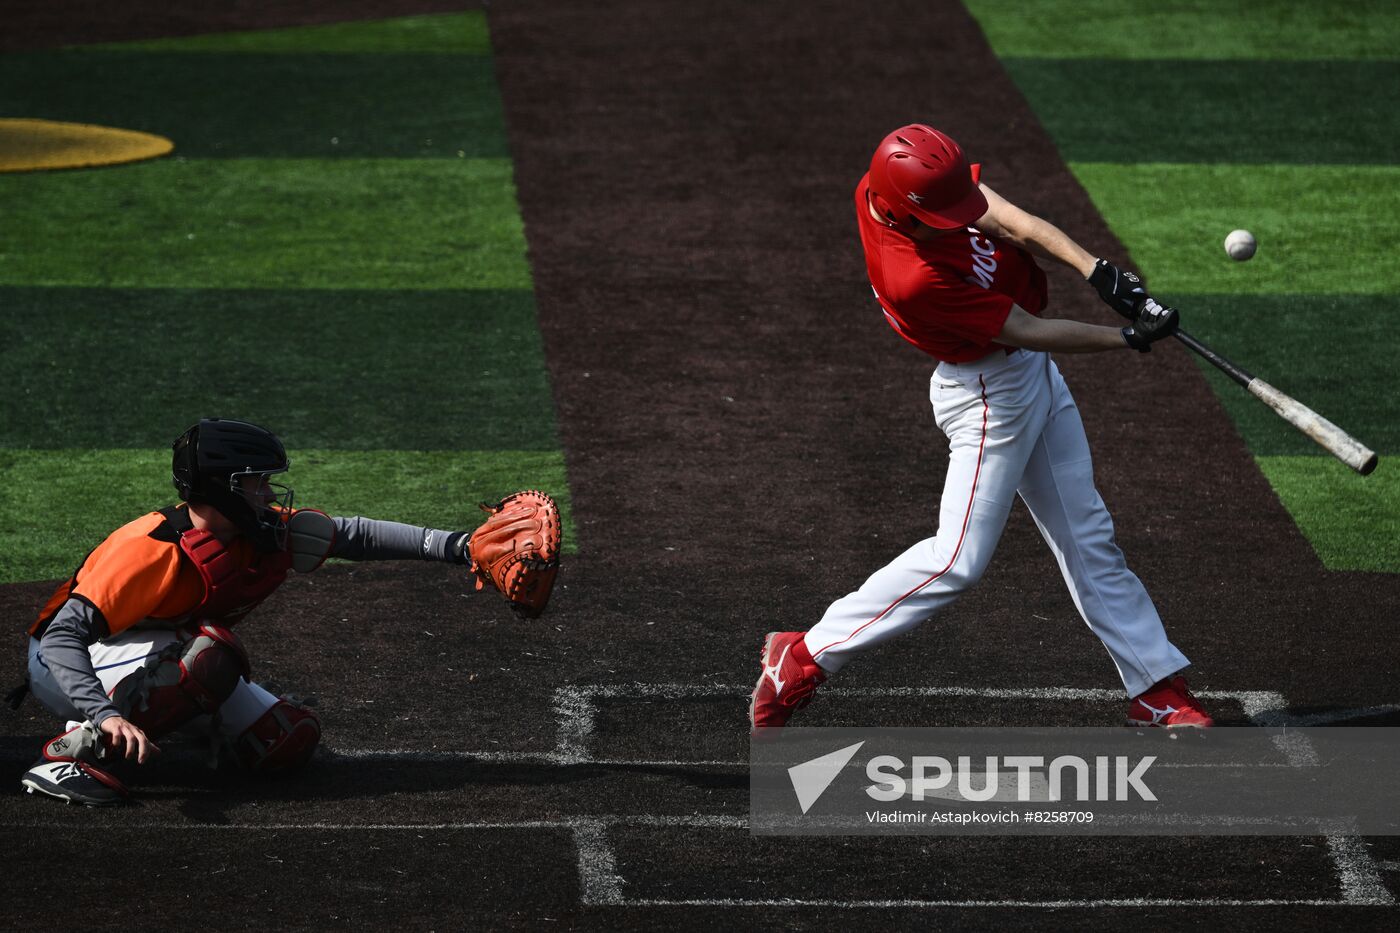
(867, 124, 987, 232)
(172, 418, 292, 551)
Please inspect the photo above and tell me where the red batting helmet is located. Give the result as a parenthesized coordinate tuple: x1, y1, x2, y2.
(867, 125, 987, 232)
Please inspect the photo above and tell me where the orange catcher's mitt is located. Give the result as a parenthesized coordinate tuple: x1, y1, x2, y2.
(466, 490, 561, 618)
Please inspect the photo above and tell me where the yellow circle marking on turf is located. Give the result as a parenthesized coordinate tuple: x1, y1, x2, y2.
(0, 118, 174, 172)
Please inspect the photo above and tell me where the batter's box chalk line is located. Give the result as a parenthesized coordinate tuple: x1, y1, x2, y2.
(3, 683, 1394, 908)
(0, 812, 1386, 909)
(333, 683, 1392, 908)
(334, 684, 1308, 768)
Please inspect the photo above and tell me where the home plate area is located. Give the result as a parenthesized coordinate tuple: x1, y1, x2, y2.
(493, 684, 1395, 909)
(5, 682, 1397, 921)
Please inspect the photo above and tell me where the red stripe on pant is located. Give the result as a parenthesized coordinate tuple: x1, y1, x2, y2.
(813, 375, 990, 661)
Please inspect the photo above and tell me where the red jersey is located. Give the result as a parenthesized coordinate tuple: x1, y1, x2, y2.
(854, 166, 1048, 363)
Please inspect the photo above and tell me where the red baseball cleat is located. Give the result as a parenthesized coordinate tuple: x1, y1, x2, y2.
(749, 631, 827, 733)
(1126, 674, 1214, 728)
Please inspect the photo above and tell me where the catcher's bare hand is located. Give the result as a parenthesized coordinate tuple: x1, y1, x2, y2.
(100, 715, 160, 764)
(465, 490, 561, 618)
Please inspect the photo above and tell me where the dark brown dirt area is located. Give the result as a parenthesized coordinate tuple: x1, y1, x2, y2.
(3, 0, 1397, 929)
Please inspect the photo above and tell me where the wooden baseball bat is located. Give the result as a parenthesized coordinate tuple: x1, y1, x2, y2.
(1172, 328, 1378, 476)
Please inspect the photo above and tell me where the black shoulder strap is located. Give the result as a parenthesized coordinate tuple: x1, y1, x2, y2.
(149, 505, 193, 543)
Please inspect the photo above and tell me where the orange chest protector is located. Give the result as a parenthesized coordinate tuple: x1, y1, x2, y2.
(178, 528, 292, 625)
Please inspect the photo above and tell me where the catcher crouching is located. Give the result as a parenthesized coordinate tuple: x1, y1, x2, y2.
(9, 418, 561, 807)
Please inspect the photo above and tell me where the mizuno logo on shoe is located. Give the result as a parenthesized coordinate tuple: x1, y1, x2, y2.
(763, 642, 791, 695)
(1137, 700, 1178, 725)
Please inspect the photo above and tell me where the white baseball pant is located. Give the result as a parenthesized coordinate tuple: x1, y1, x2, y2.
(803, 347, 1189, 697)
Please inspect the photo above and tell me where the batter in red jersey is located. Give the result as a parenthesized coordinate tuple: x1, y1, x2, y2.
(750, 124, 1212, 731)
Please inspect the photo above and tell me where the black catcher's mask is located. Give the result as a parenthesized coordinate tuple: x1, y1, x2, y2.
(172, 418, 293, 552)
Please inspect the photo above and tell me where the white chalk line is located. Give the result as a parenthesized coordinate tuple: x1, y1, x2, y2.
(0, 815, 747, 832)
(553, 685, 597, 765)
(542, 683, 1293, 768)
(326, 749, 1305, 769)
(551, 683, 1390, 909)
(0, 813, 1382, 908)
(314, 684, 1292, 769)
(619, 896, 1368, 909)
(325, 748, 743, 767)
(1274, 705, 1400, 727)
(559, 683, 1287, 704)
(572, 819, 626, 906)
(1324, 823, 1396, 906)
(6, 682, 1393, 908)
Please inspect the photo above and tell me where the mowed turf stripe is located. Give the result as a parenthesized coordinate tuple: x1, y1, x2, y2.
(0, 287, 556, 450)
(0, 158, 530, 289)
(0, 51, 506, 158)
(1003, 59, 1400, 164)
(963, 0, 1400, 60)
(0, 448, 575, 585)
(0, 11, 574, 581)
(1173, 294, 1397, 573)
(82, 12, 491, 53)
(1066, 163, 1400, 295)
(966, 1, 1397, 573)
(1165, 294, 1396, 456)
(1254, 457, 1400, 572)
(1066, 154, 1398, 576)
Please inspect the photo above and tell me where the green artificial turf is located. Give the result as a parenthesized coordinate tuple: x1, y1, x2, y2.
(964, 0, 1400, 60)
(1190, 346, 1396, 573)
(1004, 60, 1400, 164)
(0, 158, 531, 289)
(0, 11, 576, 584)
(1254, 456, 1399, 572)
(0, 448, 575, 585)
(85, 12, 491, 54)
(1068, 163, 1400, 296)
(967, 0, 1399, 572)
(290, 449, 573, 542)
(0, 287, 557, 450)
(1062, 166, 1399, 574)
(1166, 294, 1396, 457)
(0, 52, 506, 158)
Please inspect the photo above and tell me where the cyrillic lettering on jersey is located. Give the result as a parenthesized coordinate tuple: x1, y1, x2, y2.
(968, 232, 998, 290)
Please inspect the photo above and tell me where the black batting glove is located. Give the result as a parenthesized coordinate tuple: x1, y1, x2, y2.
(1088, 259, 1147, 320)
(1121, 298, 1180, 352)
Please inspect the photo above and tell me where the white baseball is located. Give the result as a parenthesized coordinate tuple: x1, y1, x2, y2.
(1224, 229, 1257, 261)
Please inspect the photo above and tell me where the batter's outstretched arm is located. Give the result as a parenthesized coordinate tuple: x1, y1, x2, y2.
(973, 184, 1097, 278)
(998, 305, 1135, 353)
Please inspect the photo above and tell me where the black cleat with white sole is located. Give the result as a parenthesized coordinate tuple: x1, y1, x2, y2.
(21, 759, 130, 807)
